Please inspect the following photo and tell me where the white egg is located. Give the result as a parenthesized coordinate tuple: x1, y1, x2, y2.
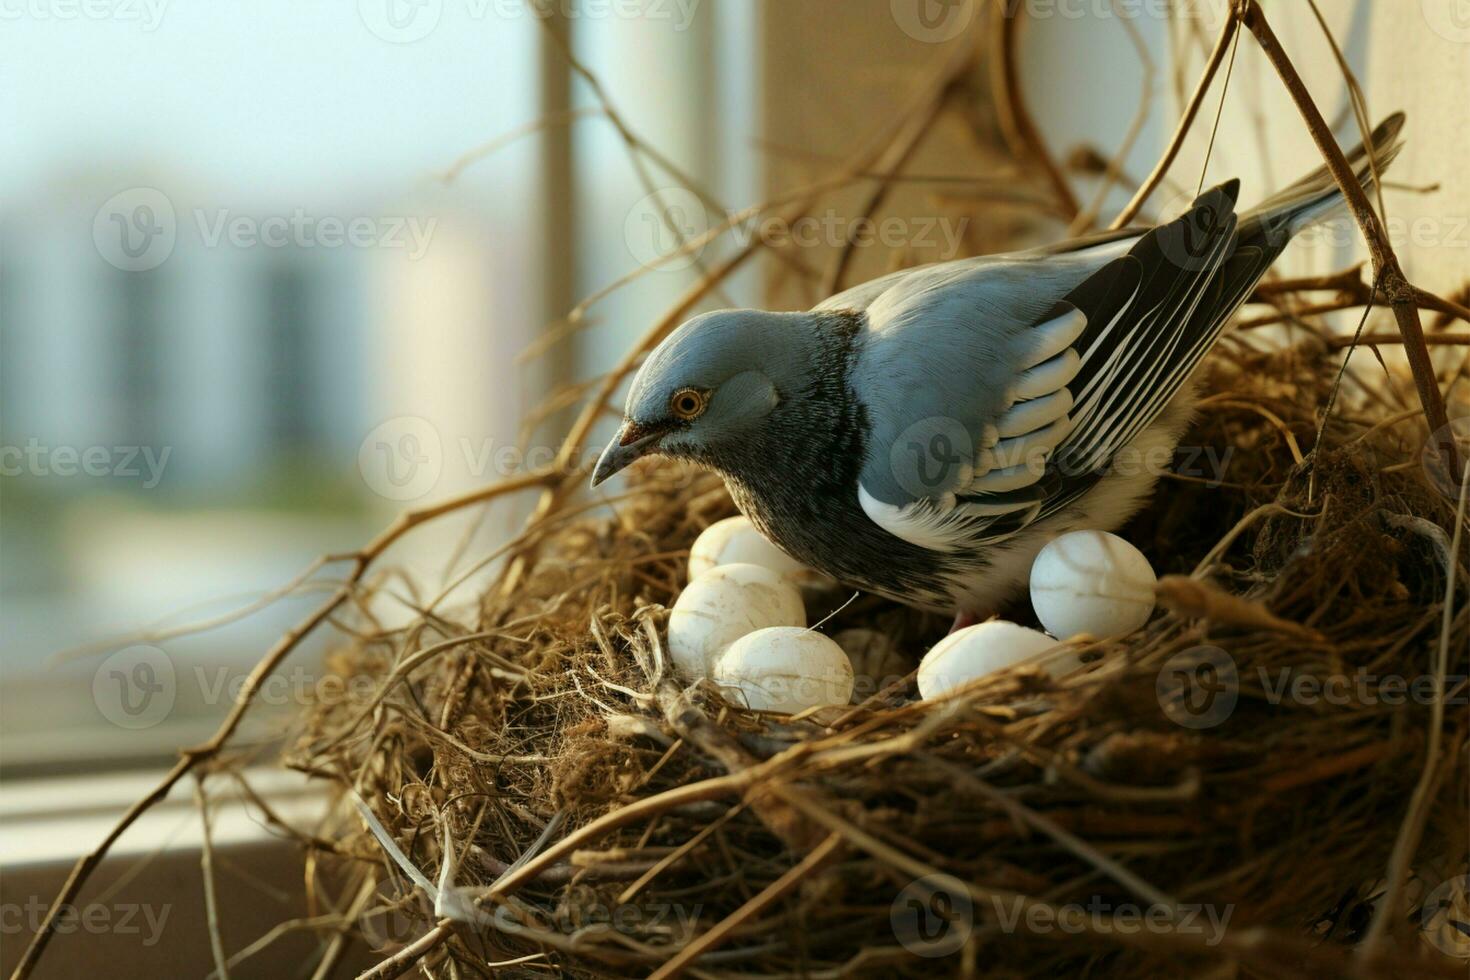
(1029, 530, 1157, 640)
(688, 515, 826, 588)
(917, 620, 1073, 700)
(834, 628, 910, 701)
(712, 627, 854, 713)
(667, 563, 806, 679)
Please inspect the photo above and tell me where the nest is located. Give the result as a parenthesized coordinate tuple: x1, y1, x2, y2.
(290, 335, 1469, 978)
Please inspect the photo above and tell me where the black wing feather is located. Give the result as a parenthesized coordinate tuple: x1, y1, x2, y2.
(994, 181, 1265, 526)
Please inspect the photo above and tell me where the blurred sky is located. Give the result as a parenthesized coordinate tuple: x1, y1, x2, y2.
(2, 1, 539, 203)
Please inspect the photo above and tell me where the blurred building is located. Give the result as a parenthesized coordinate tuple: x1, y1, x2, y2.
(0, 177, 535, 766)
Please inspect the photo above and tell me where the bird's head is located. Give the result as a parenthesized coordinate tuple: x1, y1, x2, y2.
(591, 309, 815, 487)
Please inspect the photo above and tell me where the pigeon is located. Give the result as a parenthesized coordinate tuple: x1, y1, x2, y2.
(592, 114, 1405, 624)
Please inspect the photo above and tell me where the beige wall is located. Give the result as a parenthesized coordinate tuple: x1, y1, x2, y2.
(758, 0, 1023, 308)
(758, 1, 1468, 299)
(755, 0, 1466, 425)
(1368, 2, 1470, 299)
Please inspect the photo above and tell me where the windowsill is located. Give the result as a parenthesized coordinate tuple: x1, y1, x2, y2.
(0, 766, 372, 979)
(0, 765, 327, 869)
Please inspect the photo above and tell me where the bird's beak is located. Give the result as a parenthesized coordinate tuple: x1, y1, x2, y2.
(590, 423, 665, 488)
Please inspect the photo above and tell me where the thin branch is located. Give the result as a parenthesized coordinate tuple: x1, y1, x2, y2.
(1250, 265, 1365, 298)
(353, 921, 456, 980)
(48, 556, 333, 665)
(437, 106, 603, 185)
(195, 775, 231, 980)
(1067, 3, 1156, 234)
(1328, 333, 1470, 349)
(1414, 287, 1470, 328)
(555, 43, 999, 471)
(822, 39, 975, 294)
(1360, 457, 1470, 955)
(991, 2, 1080, 220)
(480, 771, 754, 902)
(8, 470, 558, 980)
(766, 782, 1434, 979)
(1240, 0, 1457, 474)
(933, 760, 1178, 913)
(1110, 6, 1240, 229)
(649, 832, 844, 980)
(307, 877, 379, 980)
(1243, 265, 1470, 329)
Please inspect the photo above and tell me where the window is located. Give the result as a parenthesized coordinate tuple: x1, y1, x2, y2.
(0, 2, 550, 771)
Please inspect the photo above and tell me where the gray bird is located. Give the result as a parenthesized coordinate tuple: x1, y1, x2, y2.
(592, 115, 1404, 625)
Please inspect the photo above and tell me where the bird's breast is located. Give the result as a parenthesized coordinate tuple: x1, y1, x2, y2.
(721, 472, 961, 613)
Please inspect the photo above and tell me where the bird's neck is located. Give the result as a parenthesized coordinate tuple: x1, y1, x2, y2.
(713, 310, 868, 501)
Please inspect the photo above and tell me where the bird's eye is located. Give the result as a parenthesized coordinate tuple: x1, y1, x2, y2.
(669, 387, 708, 420)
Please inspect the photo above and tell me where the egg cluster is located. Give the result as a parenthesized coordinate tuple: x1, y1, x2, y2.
(671, 516, 853, 714)
(670, 518, 1159, 711)
(915, 530, 1158, 700)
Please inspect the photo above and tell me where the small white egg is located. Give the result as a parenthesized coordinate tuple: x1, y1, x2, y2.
(834, 628, 910, 701)
(917, 621, 1071, 700)
(712, 627, 854, 713)
(1029, 530, 1157, 640)
(688, 515, 826, 588)
(667, 563, 806, 679)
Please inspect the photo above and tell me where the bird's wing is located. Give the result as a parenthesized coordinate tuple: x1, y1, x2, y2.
(857, 180, 1265, 552)
(815, 226, 1144, 315)
(815, 256, 983, 314)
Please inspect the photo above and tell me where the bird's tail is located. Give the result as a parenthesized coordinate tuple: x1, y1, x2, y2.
(1241, 111, 1406, 246)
